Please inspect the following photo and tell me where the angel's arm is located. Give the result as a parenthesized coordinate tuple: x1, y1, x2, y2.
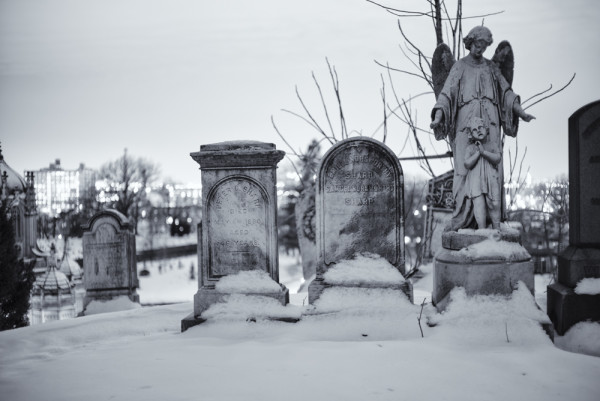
(512, 101, 536, 122)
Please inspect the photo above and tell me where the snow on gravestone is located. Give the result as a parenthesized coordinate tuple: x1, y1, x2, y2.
(182, 141, 288, 331)
(308, 137, 409, 303)
(82, 209, 139, 309)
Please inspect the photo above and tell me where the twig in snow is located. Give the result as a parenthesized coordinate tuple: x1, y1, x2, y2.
(417, 298, 426, 338)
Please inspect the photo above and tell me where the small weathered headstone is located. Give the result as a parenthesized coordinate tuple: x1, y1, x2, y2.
(548, 100, 600, 335)
(82, 209, 139, 309)
(182, 141, 288, 331)
(308, 137, 411, 303)
(422, 170, 454, 262)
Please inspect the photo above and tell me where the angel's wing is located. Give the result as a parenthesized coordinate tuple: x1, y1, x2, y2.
(491, 40, 514, 86)
(432, 43, 455, 99)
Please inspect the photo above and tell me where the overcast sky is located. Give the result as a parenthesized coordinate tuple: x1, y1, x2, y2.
(1, 0, 598, 184)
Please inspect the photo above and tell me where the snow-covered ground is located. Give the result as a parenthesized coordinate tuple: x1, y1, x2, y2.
(2, 251, 600, 400)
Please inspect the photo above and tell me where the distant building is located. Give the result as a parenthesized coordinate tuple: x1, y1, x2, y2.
(34, 159, 97, 216)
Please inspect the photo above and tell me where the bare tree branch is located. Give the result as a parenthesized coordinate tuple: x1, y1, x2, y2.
(522, 84, 553, 105)
(271, 116, 302, 157)
(311, 71, 337, 142)
(524, 73, 576, 111)
(326, 58, 348, 140)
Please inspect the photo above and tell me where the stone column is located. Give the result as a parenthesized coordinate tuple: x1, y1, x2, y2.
(547, 100, 600, 335)
(182, 141, 287, 331)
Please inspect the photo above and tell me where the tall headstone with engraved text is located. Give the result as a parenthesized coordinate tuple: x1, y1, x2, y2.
(548, 100, 600, 336)
(308, 137, 411, 304)
(182, 141, 287, 331)
(82, 209, 139, 309)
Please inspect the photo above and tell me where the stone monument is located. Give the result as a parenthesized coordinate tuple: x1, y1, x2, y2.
(547, 100, 600, 335)
(182, 141, 288, 331)
(429, 26, 536, 309)
(308, 137, 412, 303)
(82, 209, 139, 309)
(422, 170, 454, 262)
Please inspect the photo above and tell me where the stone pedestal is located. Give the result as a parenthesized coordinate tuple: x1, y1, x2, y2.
(307, 137, 411, 305)
(433, 230, 534, 311)
(182, 141, 288, 331)
(547, 246, 600, 335)
(547, 100, 600, 336)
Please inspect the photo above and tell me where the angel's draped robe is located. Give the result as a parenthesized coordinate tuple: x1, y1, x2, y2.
(431, 56, 521, 231)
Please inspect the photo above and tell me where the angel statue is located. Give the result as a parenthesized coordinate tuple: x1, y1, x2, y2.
(430, 26, 535, 231)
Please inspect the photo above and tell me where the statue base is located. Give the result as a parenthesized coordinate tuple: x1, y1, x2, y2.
(433, 230, 534, 311)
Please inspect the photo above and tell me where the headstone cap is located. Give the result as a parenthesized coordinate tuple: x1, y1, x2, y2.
(192, 141, 284, 169)
(200, 141, 275, 152)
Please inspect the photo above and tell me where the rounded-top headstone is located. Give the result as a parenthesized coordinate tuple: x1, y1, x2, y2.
(316, 136, 404, 270)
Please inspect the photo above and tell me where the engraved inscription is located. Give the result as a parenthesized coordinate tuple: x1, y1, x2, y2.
(583, 266, 600, 277)
(208, 178, 268, 277)
(84, 242, 126, 289)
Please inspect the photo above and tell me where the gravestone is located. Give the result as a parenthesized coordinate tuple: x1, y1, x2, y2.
(422, 170, 454, 262)
(547, 100, 600, 335)
(308, 137, 411, 303)
(82, 209, 139, 309)
(182, 141, 288, 331)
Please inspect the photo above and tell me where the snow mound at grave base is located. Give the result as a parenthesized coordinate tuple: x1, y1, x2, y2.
(84, 296, 141, 315)
(427, 283, 552, 346)
(313, 287, 413, 314)
(574, 278, 600, 295)
(554, 321, 600, 357)
(215, 270, 282, 293)
(324, 253, 404, 285)
(456, 239, 530, 261)
(201, 294, 302, 321)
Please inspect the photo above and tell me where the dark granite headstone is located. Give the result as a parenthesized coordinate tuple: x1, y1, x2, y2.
(308, 137, 410, 303)
(182, 141, 287, 331)
(82, 209, 139, 308)
(548, 100, 600, 336)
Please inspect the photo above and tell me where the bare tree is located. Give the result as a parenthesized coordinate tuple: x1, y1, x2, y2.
(99, 149, 160, 234)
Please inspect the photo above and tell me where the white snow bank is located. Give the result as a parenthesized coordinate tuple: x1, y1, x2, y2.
(574, 278, 600, 295)
(554, 321, 600, 357)
(323, 253, 404, 285)
(84, 296, 141, 315)
(457, 239, 530, 261)
(201, 294, 302, 321)
(427, 283, 552, 346)
(215, 270, 283, 293)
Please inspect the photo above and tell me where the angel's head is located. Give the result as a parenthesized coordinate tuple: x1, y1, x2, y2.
(466, 117, 488, 142)
(464, 26, 493, 58)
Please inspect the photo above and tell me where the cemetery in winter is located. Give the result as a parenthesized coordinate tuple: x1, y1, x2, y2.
(1, 2, 600, 401)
